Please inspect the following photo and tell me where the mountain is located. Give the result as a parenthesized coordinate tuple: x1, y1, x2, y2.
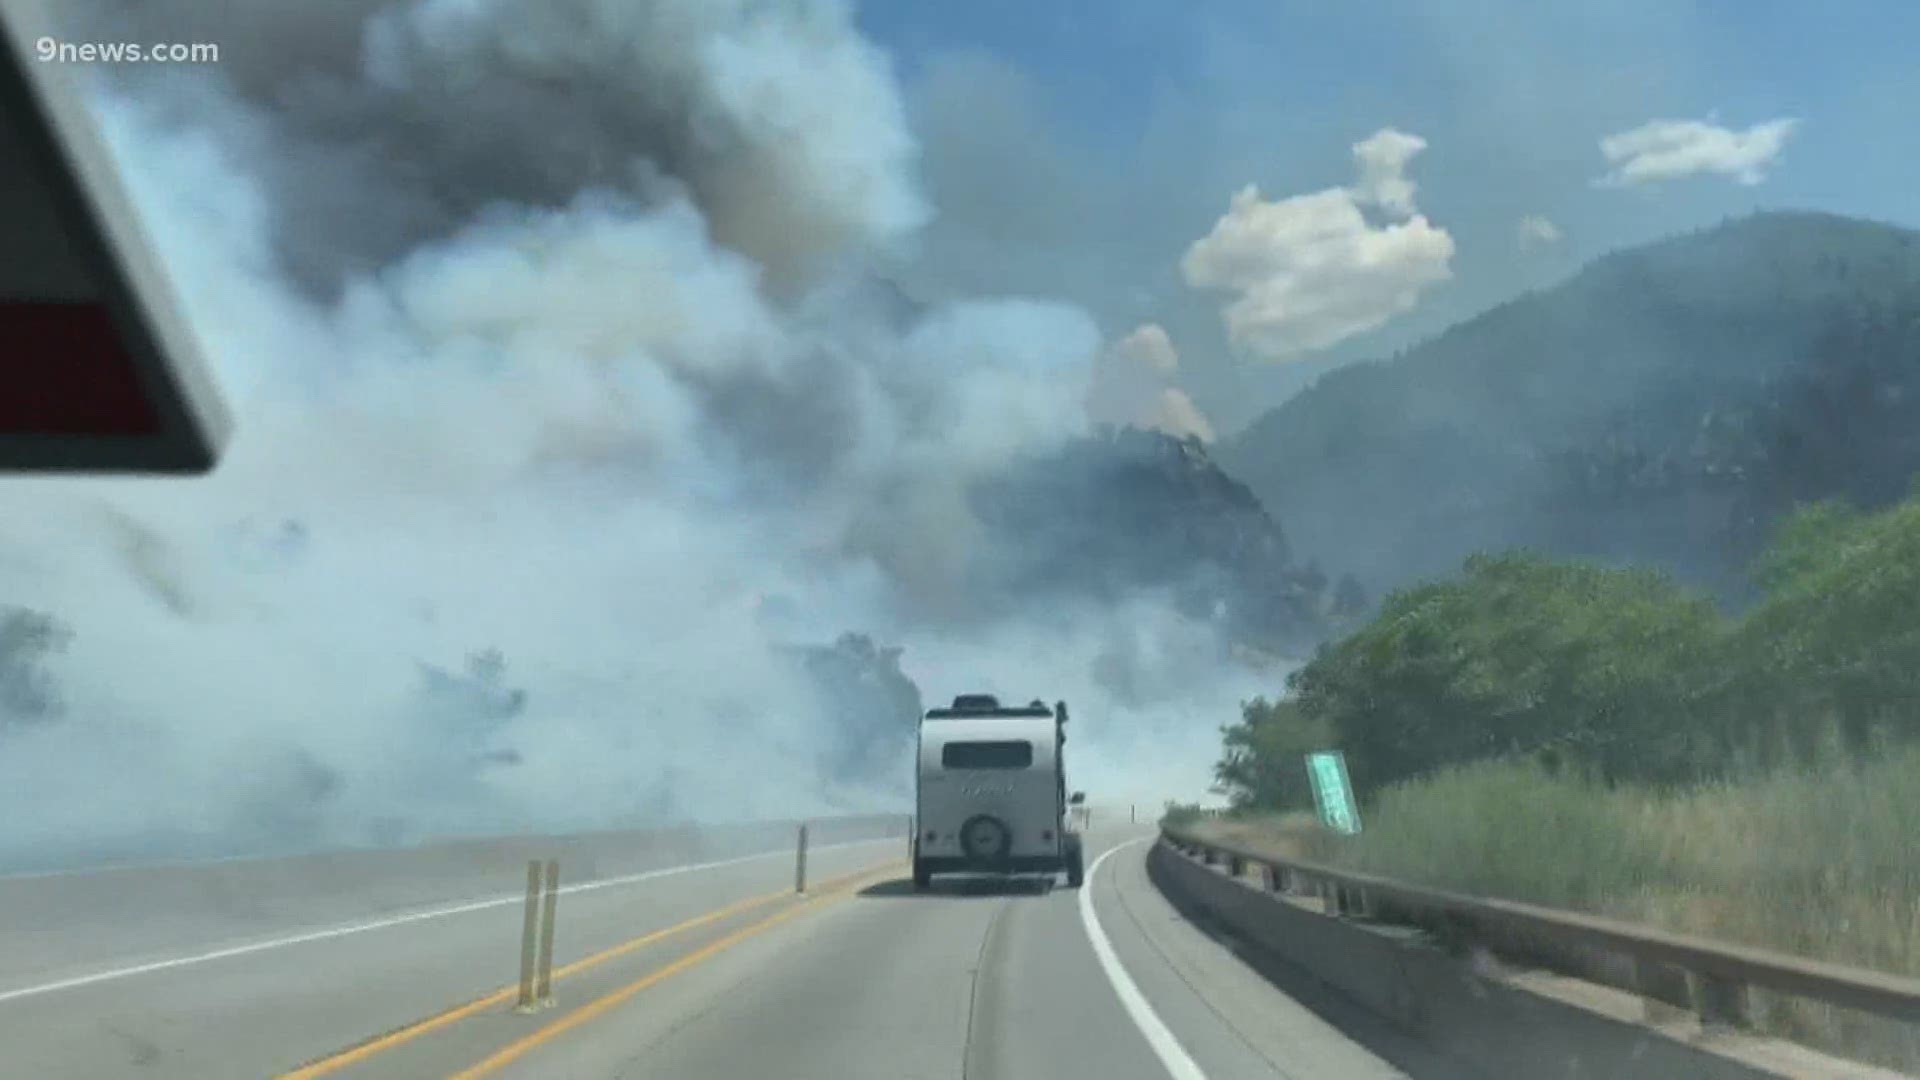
(1215, 211, 1920, 604)
(847, 276, 1355, 652)
(971, 426, 1353, 653)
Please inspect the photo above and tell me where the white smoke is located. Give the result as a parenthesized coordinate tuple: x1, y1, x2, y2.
(1087, 324, 1216, 442)
(0, 0, 1259, 867)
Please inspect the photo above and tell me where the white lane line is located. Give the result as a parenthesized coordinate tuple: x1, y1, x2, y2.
(1079, 838, 1209, 1080)
(0, 837, 896, 1006)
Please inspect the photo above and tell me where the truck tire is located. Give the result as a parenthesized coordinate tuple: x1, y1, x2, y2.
(912, 858, 931, 891)
(1064, 834, 1085, 888)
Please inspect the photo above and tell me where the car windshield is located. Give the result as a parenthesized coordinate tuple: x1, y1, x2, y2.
(4, 1, 1919, 1077)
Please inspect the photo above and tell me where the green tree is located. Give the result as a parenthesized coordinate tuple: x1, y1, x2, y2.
(1212, 697, 1332, 811)
(795, 632, 924, 785)
(1284, 552, 1721, 792)
(1724, 490, 1920, 760)
(1215, 482, 1920, 809)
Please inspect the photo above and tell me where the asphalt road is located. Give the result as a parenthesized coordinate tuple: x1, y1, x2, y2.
(1, 826, 1463, 1079)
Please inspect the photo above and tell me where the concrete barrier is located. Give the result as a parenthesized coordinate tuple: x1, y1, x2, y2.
(1147, 840, 1904, 1080)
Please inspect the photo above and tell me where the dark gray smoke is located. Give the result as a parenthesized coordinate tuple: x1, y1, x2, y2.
(63, 0, 928, 294)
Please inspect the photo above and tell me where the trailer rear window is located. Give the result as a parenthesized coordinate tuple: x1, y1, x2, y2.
(941, 740, 1033, 770)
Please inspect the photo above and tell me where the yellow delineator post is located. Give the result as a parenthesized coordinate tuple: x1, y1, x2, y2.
(514, 860, 541, 1014)
(794, 823, 809, 894)
(535, 859, 560, 1008)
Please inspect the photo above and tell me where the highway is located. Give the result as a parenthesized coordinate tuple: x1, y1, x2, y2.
(0, 824, 1466, 1079)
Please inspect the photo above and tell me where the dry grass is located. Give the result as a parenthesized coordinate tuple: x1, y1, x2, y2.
(1194, 811, 1323, 861)
(1190, 747, 1920, 1072)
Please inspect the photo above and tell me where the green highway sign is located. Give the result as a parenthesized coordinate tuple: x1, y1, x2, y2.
(1305, 750, 1362, 834)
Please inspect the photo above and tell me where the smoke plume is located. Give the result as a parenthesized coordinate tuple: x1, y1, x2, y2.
(0, 0, 1283, 868)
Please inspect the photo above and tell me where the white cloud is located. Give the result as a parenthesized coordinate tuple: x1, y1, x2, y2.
(1086, 324, 1215, 442)
(1351, 128, 1427, 219)
(1596, 117, 1799, 187)
(1180, 128, 1454, 362)
(1517, 214, 1562, 250)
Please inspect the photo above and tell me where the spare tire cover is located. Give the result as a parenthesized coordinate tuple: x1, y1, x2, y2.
(960, 815, 1011, 860)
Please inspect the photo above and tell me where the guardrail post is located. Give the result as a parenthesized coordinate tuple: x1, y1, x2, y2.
(535, 859, 559, 1008)
(1635, 958, 1693, 1022)
(795, 822, 809, 894)
(1261, 865, 1278, 891)
(514, 859, 541, 1013)
(1320, 878, 1338, 916)
(1695, 973, 1750, 1031)
(1228, 854, 1244, 878)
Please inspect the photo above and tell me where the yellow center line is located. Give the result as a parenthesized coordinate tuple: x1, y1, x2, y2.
(447, 864, 901, 1080)
(279, 862, 891, 1079)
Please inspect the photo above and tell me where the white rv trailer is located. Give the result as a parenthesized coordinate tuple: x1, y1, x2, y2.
(912, 694, 1085, 891)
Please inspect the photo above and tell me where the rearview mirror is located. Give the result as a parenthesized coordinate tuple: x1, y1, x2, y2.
(1069, 791, 1086, 805)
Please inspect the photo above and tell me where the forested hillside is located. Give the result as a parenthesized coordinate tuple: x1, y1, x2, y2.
(1218, 211, 1920, 603)
(1216, 484, 1920, 801)
(972, 427, 1362, 655)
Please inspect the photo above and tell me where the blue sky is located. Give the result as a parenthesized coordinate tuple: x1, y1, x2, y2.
(857, 1, 1920, 433)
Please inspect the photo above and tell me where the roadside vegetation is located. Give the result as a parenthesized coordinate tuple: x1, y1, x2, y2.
(1196, 487, 1920, 1069)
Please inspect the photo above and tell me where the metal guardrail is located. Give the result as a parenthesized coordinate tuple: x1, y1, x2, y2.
(1161, 823, 1920, 1032)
